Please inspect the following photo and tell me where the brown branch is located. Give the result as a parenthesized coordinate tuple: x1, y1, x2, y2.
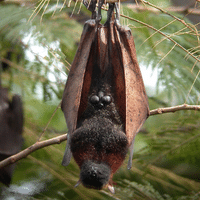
(0, 104, 199, 169)
(126, 4, 200, 16)
(0, 134, 67, 169)
(127, 1, 197, 35)
(119, 12, 200, 63)
(149, 104, 200, 115)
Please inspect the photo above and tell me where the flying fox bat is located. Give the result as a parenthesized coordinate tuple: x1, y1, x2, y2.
(61, 3, 149, 192)
(0, 87, 24, 186)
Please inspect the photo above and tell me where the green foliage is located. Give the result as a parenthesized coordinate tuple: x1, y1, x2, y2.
(121, 6, 200, 104)
(0, 0, 200, 199)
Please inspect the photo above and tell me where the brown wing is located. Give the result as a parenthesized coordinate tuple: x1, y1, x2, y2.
(113, 22, 149, 147)
(61, 20, 97, 166)
(61, 20, 97, 134)
(110, 21, 149, 169)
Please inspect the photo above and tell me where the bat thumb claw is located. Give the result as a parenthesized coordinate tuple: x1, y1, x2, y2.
(74, 180, 81, 188)
(107, 184, 115, 194)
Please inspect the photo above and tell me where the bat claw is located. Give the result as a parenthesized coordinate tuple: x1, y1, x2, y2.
(83, 0, 97, 19)
(96, 0, 104, 22)
(83, 0, 120, 24)
(115, 3, 120, 21)
(74, 179, 81, 188)
(107, 184, 115, 194)
(127, 137, 135, 170)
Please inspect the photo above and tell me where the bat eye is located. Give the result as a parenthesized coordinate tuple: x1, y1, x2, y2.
(90, 95, 99, 104)
(102, 96, 111, 104)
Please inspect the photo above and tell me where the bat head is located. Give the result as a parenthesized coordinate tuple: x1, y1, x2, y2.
(80, 160, 111, 190)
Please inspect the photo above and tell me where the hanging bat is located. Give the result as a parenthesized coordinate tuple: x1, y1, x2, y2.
(61, 3, 149, 193)
(0, 87, 24, 186)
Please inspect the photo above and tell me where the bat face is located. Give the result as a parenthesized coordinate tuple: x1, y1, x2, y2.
(61, 3, 149, 192)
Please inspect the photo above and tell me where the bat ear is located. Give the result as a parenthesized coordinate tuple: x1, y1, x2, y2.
(62, 134, 72, 166)
(127, 137, 135, 170)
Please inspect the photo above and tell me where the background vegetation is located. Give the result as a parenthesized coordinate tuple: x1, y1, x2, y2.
(0, 0, 200, 199)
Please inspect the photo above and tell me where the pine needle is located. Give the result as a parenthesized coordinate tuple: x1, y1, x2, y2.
(155, 44, 176, 68)
(28, 0, 46, 22)
(52, 0, 60, 16)
(60, 0, 67, 11)
(40, 0, 50, 23)
(185, 70, 200, 104)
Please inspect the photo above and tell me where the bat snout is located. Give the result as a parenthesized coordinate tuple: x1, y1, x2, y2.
(80, 160, 111, 190)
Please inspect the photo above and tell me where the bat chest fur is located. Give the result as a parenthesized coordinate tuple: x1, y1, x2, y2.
(70, 102, 128, 170)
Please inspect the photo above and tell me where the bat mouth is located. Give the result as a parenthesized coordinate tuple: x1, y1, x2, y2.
(80, 160, 111, 190)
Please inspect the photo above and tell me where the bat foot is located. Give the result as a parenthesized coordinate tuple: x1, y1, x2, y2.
(96, 0, 104, 23)
(83, 0, 97, 19)
(104, 3, 115, 25)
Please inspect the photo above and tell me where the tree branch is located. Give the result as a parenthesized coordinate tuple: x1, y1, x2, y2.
(0, 104, 199, 169)
(126, 4, 200, 16)
(0, 134, 67, 169)
(149, 104, 200, 115)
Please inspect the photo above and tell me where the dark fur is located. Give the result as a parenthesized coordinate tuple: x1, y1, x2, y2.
(71, 103, 127, 157)
(70, 99, 128, 188)
(0, 87, 23, 185)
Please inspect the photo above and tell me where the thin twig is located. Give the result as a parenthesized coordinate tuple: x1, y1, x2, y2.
(0, 134, 67, 169)
(184, 70, 200, 104)
(149, 104, 200, 115)
(102, 6, 200, 63)
(37, 101, 62, 141)
(0, 104, 199, 169)
(141, 0, 195, 33)
(126, 3, 200, 16)
(120, 13, 200, 64)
